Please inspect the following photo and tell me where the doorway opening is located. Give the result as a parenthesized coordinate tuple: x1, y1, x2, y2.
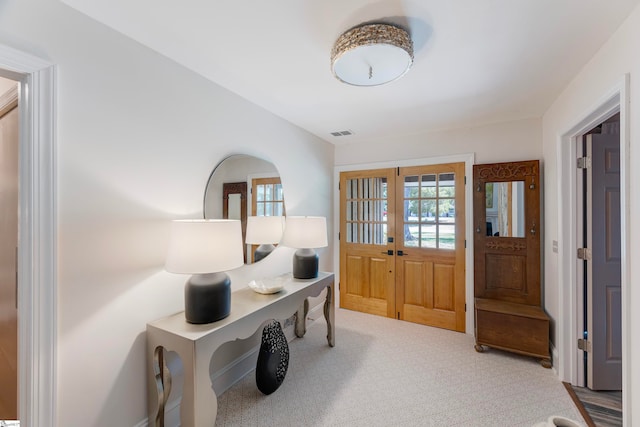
(557, 75, 630, 424)
(0, 44, 57, 427)
(577, 114, 622, 391)
(0, 75, 19, 424)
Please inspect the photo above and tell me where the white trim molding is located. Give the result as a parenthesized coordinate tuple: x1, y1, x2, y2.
(556, 74, 630, 425)
(0, 43, 57, 427)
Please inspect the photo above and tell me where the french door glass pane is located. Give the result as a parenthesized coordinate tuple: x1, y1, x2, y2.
(421, 174, 437, 197)
(421, 224, 437, 248)
(438, 173, 455, 197)
(401, 171, 456, 249)
(345, 177, 387, 244)
(439, 224, 455, 249)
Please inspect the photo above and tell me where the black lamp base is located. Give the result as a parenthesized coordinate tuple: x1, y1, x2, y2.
(292, 248, 319, 279)
(184, 272, 231, 324)
(254, 243, 276, 263)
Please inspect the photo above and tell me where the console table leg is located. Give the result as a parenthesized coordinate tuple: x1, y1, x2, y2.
(295, 299, 309, 338)
(152, 346, 172, 427)
(180, 347, 219, 427)
(324, 282, 335, 347)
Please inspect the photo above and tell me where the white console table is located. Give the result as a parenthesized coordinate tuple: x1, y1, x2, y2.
(146, 272, 335, 427)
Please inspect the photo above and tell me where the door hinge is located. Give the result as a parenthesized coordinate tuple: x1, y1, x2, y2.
(464, 239, 467, 249)
(577, 247, 592, 260)
(464, 176, 467, 185)
(397, 312, 400, 320)
(577, 338, 591, 352)
(338, 232, 340, 241)
(577, 156, 591, 169)
(465, 303, 467, 312)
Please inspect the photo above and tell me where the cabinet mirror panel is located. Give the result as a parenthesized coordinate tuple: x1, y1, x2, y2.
(203, 154, 284, 263)
(484, 181, 525, 238)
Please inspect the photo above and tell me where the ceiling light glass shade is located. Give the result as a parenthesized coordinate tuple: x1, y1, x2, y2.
(281, 216, 328, 249)
(331, 23, 414, 87)
(245, 216, 286, 245)
(165, 219, 244, 274)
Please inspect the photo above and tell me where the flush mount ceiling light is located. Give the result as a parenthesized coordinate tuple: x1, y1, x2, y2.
(331, 23, 414, 87)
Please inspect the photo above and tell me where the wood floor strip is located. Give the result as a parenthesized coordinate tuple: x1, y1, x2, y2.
(563, 382, 596, 427)
(563, 382, 623, 427)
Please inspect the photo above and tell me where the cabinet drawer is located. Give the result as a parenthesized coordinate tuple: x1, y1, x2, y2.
(476, 308, 549, 358)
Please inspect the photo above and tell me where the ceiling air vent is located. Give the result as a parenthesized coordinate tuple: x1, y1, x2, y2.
(330, 130, 353, 137)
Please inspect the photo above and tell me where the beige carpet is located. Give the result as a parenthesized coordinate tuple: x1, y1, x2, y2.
(215, 308, 586, 427)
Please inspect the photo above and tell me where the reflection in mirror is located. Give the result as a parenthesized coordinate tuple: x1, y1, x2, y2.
(245, 216, 286, 262)
(203, 154, 284, 263)
(485, 181, 525, 237)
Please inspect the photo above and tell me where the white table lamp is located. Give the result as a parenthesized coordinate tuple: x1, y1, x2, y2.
(245, 216, 285, 262)
(281, 216, 328, 279)
(165, 219, 244, 324)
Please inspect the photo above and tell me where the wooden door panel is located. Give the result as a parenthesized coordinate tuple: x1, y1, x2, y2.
(403, 260, 431, 307)
(433, 263, 455, 311)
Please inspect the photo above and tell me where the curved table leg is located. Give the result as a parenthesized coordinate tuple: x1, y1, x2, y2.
(295, 298, 309, 338)
(324, 281, 335, 347)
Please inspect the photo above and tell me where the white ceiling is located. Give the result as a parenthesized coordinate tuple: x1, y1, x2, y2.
(61, 0, 638, 145)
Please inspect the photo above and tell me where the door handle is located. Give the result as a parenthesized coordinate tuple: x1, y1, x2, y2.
(397, 250, 406, 256)
(380, 250, 394, 255)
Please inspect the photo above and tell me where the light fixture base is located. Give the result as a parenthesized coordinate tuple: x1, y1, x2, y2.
(184, 272, 231, 324)
(254, 243, 276, 262)
(292, 248, 319, 279)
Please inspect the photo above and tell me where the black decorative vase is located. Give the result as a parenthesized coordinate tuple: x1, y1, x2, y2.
(256, 320, 289, 395)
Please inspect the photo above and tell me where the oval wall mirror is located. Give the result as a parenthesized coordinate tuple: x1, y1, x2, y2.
(203, 154, 285, 263)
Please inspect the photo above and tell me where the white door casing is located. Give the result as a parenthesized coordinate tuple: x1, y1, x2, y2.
(556, 75, 630, 425)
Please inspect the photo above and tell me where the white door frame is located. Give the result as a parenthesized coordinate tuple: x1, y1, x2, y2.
(333, 153, 475, 334)
(556, 75, 630, 423)
(0, 44, 57, 427)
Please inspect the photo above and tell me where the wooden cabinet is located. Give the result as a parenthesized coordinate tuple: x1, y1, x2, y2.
(473, 160, 551, 367)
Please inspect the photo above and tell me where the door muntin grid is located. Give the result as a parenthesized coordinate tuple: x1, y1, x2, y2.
(403, 172, 456, 249)
(345, 177, 388, 244)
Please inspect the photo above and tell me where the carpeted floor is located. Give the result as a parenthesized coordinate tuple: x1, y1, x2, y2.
(215, 308, 586, 426)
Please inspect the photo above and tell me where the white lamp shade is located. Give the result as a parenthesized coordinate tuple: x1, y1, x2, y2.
(165, 219, 244, 274)
(245, 216, 285, 245)
(281, 216, 328, 249)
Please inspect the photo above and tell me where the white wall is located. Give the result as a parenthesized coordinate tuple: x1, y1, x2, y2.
(335, 117, 542, 166)
(0, 0, 333, 425)
(542, 3, 640, 424)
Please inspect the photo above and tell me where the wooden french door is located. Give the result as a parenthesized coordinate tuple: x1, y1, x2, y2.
(339, 163, 466, 332)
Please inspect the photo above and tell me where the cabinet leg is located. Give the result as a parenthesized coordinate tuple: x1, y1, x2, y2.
(540, 358, 552, 369)
(474, 344, 485, 353)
